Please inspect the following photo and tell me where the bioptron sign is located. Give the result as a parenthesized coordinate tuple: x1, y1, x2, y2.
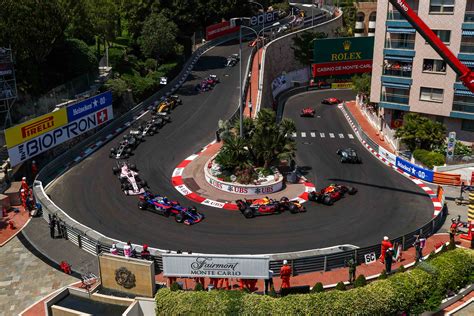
(6, 91, 113, 166)
(162, 253, 269, 279)
(312, 37, 374, 77)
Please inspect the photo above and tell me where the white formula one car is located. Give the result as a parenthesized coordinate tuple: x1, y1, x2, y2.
(112, 161, 148, 195)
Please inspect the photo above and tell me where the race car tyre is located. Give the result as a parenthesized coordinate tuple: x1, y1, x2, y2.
(149, 131, 154, 136)
(112, 166, 120, 175)
(138, 201, 147, 210)
(123, 154, 129, 159)
(308, 191, 318, 202)
(120, 177, 127, 183)
(323, 195, 334, 205)
(110, 147, 116, 154)
(157, 208, 170, 217)
(175, 213, 184, 223)
(243, 208, 255, 219)
(289, 204, 299, 214)
(348, 187, 358, 195)
(126, 148, 132, 154)
(140, 180, 148, 188)
(130, 164, 137, 171)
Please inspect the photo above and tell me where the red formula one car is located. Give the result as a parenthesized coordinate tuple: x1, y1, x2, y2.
(300, 107, 316, 117)
(321, 97, 342, 105)
(308, 184, 357, 206)
(236, 197, 306, 218)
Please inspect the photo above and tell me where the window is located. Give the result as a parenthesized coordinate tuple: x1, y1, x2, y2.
(430, 0, 455, 14)
(422, 59, 447, 73)
(382, 87, 410, 105)
(383, 59, 413, 77)
(420, 87, 444, 102)
(466, 0, 474, 21)
(431, 30, 451, 44)
(461, 119, 474, 132)
(460, 36, 474, 53)
(385, 33, 416, 49)
(453, 94, 474, 113)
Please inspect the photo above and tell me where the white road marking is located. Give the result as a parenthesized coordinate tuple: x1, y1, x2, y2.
(320, 133, 325, 138)
(310, 132, 316, 137)
(301, 132, 306, 138)
(339, 133, 344, 138)
(348, 134, 354, 139)
(292, 132, 297, 137)
(329, 133, 335, 138)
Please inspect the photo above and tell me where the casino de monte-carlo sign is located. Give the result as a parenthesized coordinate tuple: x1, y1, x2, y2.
(162, 253, 270, 279)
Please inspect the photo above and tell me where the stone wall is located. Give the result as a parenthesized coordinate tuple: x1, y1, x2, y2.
(259, 15, 343, 109)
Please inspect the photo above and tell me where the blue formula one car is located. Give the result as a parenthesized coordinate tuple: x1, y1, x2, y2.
(137, 192, 204, 225)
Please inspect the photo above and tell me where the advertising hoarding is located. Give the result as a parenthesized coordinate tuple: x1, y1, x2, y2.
(395, 157, 434, 182)
(312, 60, 373, 77)
(206, 21, 240, 41)
(162, 253, 270, 279)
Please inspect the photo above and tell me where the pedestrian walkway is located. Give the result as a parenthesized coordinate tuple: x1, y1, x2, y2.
(345, 101, 396, 154)
(155, 233, 454, 291)
(243, 48, 262, 118)
(0, 205, 30, 247)
(291, 131, 354, 140)
(0, 236, 78, 316)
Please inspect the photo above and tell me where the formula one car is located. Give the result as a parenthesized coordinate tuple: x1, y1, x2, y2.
(206, 74, 220, 87)
(226, 54, 239, 67)
(236, 197, 306, 218)
(308, 184, 357, 206)
(129, 117, 163, 137)
(113, 162, 148, 195)
(195, 80, 212, 92)
(322, 97, 342, 105)
(337, 148, 362, 163)
(138, 192, 204, 225)
(156, 96, 181, 113)
(300, 107, 316, 117)
(110, 134, 140, 159)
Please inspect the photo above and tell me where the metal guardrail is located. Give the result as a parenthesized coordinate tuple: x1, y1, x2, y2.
(32, 17, 447, 277)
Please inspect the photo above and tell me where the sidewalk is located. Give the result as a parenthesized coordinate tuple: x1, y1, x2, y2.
(155, 234, 460, 290)
(243, 48, 262, 118)
(345, 101, 396, 154)
(0, 205, 30, 246)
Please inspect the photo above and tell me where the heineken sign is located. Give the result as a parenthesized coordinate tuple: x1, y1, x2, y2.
(162, 253, 270, 279)
(312, 37, 374, 77)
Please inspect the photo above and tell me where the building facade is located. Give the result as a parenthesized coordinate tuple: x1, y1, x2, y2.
(370, 0, 474, 144)
(354, 1, 378, 37)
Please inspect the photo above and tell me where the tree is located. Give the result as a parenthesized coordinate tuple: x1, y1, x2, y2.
(90, 0, 120, 45)
(64, 0, 96, 44)
(139, 13, 181, 61)
(352, 73, 371, 97)
(395, 113, 447, 152)
(292, 31, 328, 65)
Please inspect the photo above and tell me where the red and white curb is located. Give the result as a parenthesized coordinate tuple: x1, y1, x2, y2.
(171, 141, 316, 210)
(338, 105, 442, 217)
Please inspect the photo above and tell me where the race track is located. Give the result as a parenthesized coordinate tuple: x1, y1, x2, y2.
(48, 43, 434, 254)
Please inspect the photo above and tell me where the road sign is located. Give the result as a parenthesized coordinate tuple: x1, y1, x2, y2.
(446, 131, 456, 161)
(364, 252, 376, 264)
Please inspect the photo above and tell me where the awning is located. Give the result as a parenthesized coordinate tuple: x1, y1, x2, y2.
(384, 55, 413, 62)
(382, 82, 410, 89)
(462, 30, 474, 36)
(454, 89, 474, 96)
(461, 60, 474, 67)
(386, 27, 415, 34)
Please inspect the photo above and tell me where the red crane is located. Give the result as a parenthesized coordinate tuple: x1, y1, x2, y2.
(388, 0, 474, 93)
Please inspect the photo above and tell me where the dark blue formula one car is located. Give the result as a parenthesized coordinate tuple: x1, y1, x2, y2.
(138, 192, 204, 225)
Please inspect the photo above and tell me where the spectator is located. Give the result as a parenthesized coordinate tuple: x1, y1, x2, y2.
(31, 160, 38, 178)
(20, 189, 27, 209)
(280, 260, 291, 289)
(124, 241, 132, 258)
(346, 257, 357, 283)
(379, 236, 393, 263)
(141, 244, 151, 260)
(450, 218, 458, 245)
(60, 261, 72, 274)
(385, 248, 395, 274)
(413, 235, 425, 262)
(49, 215, 57, 239)
(110, 243, 118, 255)
(21, 177, 29, 191)
(218, 278, 230, 290)
(265, 269, 274, 295)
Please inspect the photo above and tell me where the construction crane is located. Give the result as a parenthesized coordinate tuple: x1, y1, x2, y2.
(388, 0, 474, 93)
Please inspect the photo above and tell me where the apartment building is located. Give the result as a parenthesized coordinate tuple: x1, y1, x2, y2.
(370, 0, 474, 143)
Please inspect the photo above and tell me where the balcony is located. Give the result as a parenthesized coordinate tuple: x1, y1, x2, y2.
(453, 102, 474, 114)
(382, 93, 410, 105)
(460, 42, 474, 54)
(385, 39, 415, 50)
(383, 69, 412, 77)
(465, 11, 474, 23)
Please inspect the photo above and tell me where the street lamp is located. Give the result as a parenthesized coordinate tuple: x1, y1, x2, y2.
(248, 0, 265, 68)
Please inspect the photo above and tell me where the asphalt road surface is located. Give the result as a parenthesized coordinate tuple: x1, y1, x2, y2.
(48, 43, 434, 255)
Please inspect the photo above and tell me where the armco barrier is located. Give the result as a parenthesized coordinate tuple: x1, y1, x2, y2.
(32, 15, 446, 277)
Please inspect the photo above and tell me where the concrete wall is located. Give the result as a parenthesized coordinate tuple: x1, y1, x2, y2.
(260, 15, 343, 109)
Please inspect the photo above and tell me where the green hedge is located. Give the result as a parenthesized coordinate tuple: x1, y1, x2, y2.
(155, 249, 474, 315)
(413, 149, 445, 169)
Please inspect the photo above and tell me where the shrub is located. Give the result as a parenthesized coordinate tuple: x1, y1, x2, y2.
(397, 265, 406, 273)
(353, 274, 367, 288)
(413, 149, 445, 169)
(335, 281, 346, 291)
(311, 282, 324, 293)
(155, 249, 474, 314)
(170, 282, 182, 291)
(378, 269, 387, 280)
(194, 282, 204, 291)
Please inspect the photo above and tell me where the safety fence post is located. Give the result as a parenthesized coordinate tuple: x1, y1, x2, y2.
(291, 259, 295, 276)
(402, 235, 405, 251)
(96, 243, 101, 255)
(323, 256, 327, 271)
(78, 235, 82, 249)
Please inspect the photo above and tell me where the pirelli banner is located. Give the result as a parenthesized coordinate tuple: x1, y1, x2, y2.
(312, 37, 374, 78)
(162, 253, 270, 279)
(6, 91, 113, 166)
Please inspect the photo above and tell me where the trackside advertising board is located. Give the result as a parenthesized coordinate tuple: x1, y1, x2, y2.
(206, 21, 240, 41)
(162, 254, 269, 279)
(7, 91, 113, 166)
(312, 37, 374, 78)
(395, 157, 434, 182)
